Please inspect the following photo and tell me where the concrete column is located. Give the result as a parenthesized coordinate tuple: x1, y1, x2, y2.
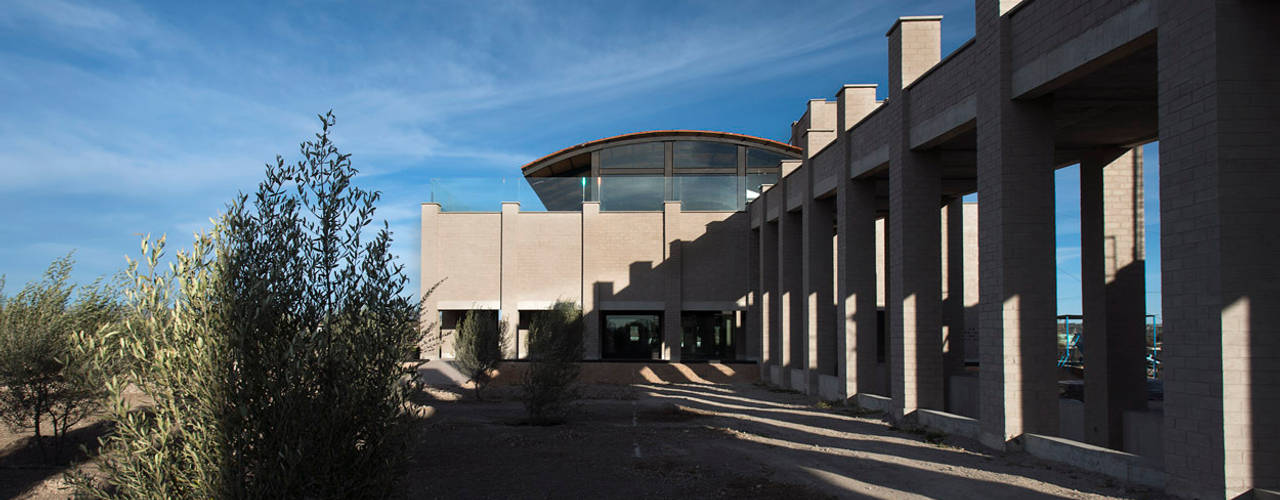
(1080, 149, 1147, 450)
(663, 201, 683, 362)
(838, 178, 878, 398)
(420, 202, 442, 359)
(499, 202, 521, 359)
(780, 205, 805, 392)
(762, 216, 780, 379)
(975, 0, 1059, 449)
(878, 216, 891, 397)
(889, 148, 944, 417)
(941, 198, 967, 412)
(1158, 1, 1280, 496)
(747, 226, 762, 362)
(805, 194, 836, 396)
(581, 201, 602, 360)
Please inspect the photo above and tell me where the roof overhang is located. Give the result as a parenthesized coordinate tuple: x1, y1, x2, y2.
(521, 130, 802, 177)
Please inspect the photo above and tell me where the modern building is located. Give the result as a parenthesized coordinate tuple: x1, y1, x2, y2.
(421, 130, 800, 362)
(422, 0, 1279, 497)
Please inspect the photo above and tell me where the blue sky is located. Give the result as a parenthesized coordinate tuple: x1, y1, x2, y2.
(0, 0, 1160, 320)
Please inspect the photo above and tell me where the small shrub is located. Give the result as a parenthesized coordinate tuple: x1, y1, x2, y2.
(520, 301, 583, 423)
(72, 112, 425, 499)
(454, 310, 507, 400)
(0, 254, 122, 463)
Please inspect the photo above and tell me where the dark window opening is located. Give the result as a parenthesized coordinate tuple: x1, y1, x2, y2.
(602, 312, 662, 360)
(681, 310, 739, 361)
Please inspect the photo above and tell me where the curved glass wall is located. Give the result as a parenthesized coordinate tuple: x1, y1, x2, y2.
(673, 141, 737, 169)
(599, 142, 664, 170)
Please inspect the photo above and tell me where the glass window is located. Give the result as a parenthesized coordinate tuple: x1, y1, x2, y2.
(681, 311, 739, 361)
(674, 175, 738, 211)
(602, 313, 662, 360)
(745, 172, 779, 202)
(673, 141, 737, 169)
(599, 143, 664, 170)
(599, 176, 664, 211)
(747, 148, 790, 169)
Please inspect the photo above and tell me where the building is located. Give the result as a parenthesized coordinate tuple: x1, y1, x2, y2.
(421, 130, 799, 362)
(422, 1, 1279, 497)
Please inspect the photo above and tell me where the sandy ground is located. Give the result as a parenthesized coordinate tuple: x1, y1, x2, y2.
(0, 383, 1167, 499)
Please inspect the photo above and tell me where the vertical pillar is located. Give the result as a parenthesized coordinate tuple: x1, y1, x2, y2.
(888, 13, 945, 419)
(975, 0, 1059, 449)
(663, 201, 683, 362)
(1158, 1, 1280, 496)
(942, 198, 967, 411)
(839, 178, 879, 398)
(780, 206, 805, 392)
(499, 202, 521, 359)
(581, 201, 602, 360)
(889, 147, 944, 417)
(804, 194, 836, 395)
(747, 226, 762, 361)
(762, 216, 780, 380)
(420, 202, 442, 359)
(1080, 149, 1148, 450)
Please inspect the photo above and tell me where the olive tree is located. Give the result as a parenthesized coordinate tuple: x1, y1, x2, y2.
(0, 255, 122, 462)
(73, 111, 427, 499)
(520, 300, 583, 424)
(453, 310, 507, 400)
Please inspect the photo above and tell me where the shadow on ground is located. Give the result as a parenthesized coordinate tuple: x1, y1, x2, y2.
(0, 420, 111, 499)
(405, 382, 1165, 499)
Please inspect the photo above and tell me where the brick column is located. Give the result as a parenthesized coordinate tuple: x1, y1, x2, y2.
(780, 206, 805, 392)
(420, 202, 442, 359)
(499, 202, 521, 359)
(1158, 1, 1280, 496)
(581, 202, 602, 360)
(839, 178, 879, 398)
(663, 201, 683, 362)
(761, 216, 780, 381)
(941, 198, 967, 411)
(747, 225, 762, 362)
(804, 194, 836, 395)
(975, 0, 1059, 448)
(889, 147, 944, 418)
(1080, 149, 1147, 450)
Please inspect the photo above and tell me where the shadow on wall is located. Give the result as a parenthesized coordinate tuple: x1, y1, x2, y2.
(587, 212, 753, 360)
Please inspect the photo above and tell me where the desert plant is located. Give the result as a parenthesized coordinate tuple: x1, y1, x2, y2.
(72, 111, 426, 499)
(520, 300, 583, 423)
(0, 254, 123, 463)
(454, 310, 507, 400)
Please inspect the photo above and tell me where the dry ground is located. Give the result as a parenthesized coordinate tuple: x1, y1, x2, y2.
(404, 383, 1166, 500)
(0, 383, 1167, 499)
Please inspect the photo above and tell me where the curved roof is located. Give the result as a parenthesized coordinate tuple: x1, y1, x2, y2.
(521, 130, 802, 176)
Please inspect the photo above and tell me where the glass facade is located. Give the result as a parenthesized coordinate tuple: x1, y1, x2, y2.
(599, 176, 665, 211)
(673, 141, 737, 169)
(747, 147, 790, 169)
(602, 312, 662, 360)
(600, 142, 664, 170)
(673, 175, 738, 211)
(744, 172, 779, 202)
(680, 311, 739, 361)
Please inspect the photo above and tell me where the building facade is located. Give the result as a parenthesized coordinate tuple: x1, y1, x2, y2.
(422, 1, 1279, 497)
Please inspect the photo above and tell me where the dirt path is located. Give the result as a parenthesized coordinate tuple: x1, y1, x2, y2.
(406, 383, 1165, 499)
